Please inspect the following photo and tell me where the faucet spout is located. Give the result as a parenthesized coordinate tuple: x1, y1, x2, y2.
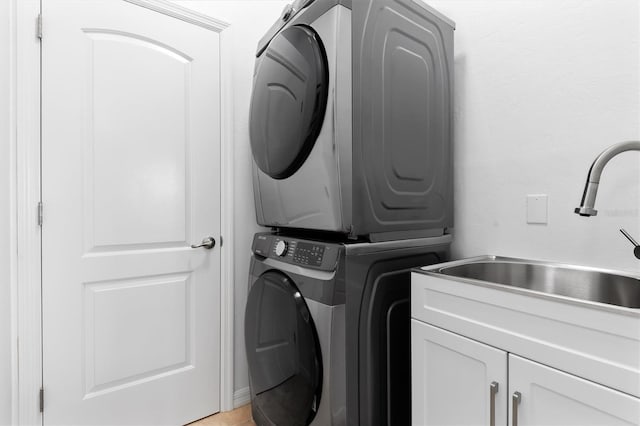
(574, 140, 640, 216)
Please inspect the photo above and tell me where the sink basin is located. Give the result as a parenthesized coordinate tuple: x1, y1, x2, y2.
(428, 257, 640, 309)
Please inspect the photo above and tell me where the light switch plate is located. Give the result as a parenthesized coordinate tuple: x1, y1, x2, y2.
(527, 194, 548, 224)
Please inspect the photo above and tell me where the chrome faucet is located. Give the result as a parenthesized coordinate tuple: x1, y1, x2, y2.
(575, 140, 640, 260)
(574, 140, 640, 216)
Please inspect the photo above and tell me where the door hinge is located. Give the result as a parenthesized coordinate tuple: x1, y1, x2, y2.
(37, 202, 43, 226)
(39, 388, 44, 413)
(37, 14, 42, 39)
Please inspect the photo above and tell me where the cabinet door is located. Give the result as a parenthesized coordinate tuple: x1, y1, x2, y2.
(411, 320, 507, 426)
(509, 354, 640, 426)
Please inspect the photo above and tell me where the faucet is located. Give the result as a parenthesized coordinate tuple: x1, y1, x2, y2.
(575, 140, 640, 259)
(575, 140, 640, 216)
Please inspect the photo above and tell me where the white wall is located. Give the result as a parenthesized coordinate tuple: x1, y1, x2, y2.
(0, 0, 13, 423)
(428, 0, 640, 273)
(173, 0, 287, 401)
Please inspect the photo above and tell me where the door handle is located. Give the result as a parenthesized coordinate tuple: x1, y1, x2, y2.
(489, 381, 499, 426)
(191, 237, 216, 250)
(512, 391, 522, 426)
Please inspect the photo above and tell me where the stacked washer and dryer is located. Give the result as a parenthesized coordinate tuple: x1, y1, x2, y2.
(244, 1, 455, 425)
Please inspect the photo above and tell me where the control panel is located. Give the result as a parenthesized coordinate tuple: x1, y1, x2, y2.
(252, 233, 339, 271)
(292, 241, 325, 267)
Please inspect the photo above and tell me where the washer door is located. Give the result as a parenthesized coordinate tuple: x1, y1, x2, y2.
(249, 25, 329, 180)
(245, 270, 323, 425)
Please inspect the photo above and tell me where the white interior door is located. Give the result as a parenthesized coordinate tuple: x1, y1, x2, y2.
(41, 1, 221, 424)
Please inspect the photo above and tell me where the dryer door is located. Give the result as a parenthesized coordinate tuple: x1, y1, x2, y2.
(245, 270, 322, 425)
(249, 25, 329, 179)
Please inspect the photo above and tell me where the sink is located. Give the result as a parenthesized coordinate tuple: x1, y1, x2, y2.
(427, 256, 640, 309)
(413, 255, 640, 398)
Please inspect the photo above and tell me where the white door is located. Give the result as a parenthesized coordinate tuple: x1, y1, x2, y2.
(41, 1, 222, 424)
(508, 355, 640, 426)
(411, 321, 508, 426)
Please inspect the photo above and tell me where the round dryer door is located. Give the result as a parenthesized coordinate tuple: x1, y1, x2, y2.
(245, 270, 322, 425)
(249, 25, 329, 179)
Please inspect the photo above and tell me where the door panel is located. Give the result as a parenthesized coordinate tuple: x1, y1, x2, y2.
(411, 321, 508, 426)
(509, 354, 640, 426)
(84, 274, 191, 395)
(88, 29, 191, 249)
(42, 1, 221, 424)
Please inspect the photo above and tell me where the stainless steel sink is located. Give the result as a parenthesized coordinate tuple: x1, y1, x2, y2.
(426, 257, 640, 309)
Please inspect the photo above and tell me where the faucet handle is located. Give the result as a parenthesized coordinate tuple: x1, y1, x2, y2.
(619, 229, 640, 260)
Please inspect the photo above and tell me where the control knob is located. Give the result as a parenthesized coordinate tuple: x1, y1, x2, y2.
(274, 240, 288, 257)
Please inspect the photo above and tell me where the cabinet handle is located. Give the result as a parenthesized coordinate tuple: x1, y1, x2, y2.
(489, 381, 499, 426)
(512, 391, 522, 426)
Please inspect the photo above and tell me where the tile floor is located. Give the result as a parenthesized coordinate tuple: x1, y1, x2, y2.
(188, 404, 256, 426)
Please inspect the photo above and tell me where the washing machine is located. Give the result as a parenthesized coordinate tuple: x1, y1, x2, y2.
(244, 231, 451, 425)
(249, 0, 456, 241)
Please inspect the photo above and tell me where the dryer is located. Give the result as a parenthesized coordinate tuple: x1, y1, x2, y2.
(249, 0, 455, 241)
(244, 231, 451, 425)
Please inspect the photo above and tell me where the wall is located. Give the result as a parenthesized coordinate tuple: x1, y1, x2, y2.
(428, 0, 640, 273)
(173, 0, 287, 403)
(0, 0, 13, 423)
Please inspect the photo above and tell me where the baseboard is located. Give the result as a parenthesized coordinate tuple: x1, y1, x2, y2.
(233, 387, 251, 409)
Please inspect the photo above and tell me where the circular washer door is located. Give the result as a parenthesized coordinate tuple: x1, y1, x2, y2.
(249, 25, 329, 180)
(245, 270, 322, 425)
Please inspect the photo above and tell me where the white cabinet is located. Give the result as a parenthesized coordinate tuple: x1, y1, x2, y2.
(509, 355, 640, 426)
(411, 320, 507, 426)
(411, 322, 640, 426)
(411, 272, 640, 426)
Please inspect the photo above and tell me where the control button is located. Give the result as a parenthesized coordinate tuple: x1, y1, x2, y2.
(274, 240, 288, 257)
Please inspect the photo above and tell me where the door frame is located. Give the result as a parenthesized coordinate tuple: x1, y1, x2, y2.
(11, 1, 235, 423)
